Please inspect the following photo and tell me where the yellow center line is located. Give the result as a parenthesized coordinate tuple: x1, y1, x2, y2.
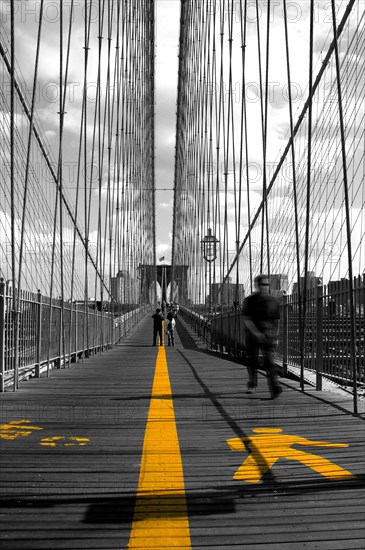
(128, 345, 192, 549)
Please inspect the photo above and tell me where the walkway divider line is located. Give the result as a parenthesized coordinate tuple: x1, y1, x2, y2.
(128, 345, 192, 549)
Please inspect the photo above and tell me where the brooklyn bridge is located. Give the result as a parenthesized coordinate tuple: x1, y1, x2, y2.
(0, 1, 364, 548)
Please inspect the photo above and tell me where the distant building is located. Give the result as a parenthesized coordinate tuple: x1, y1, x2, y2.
(110, 270, 137, 303)
(208, 278, 245, 307)
(327, 277, 365, 314)
(268, 274, 289, 298)
(292, 271, 322, 294)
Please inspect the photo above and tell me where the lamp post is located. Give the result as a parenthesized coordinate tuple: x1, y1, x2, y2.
(201, 228, 219, 313)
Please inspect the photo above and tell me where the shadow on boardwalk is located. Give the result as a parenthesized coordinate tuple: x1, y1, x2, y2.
(0, 475, 363, 525)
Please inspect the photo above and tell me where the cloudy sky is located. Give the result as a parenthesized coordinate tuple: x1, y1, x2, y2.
(155, 0, 180, 263)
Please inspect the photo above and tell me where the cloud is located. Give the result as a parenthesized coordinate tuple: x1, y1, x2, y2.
(157, 243, 170, 253)
(45, 129, 57, 139)
(156, 242, 171, 262)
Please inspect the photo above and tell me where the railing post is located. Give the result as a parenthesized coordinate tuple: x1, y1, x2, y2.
(124, 307, 127, 341)
(101, 294, 104, 351)
(95, 307, 98, 354)
(315, 283, 323, 391)
(57, 302, 62, 369)
(74, 301, 78, 361)
(0, 279, 5, 392)
(282, 292, 288, 377)
(67, 301, 72, 367)
(111, 315, 114, 348)
(35, 289, 42, 378)
(13, 301, 20, 391)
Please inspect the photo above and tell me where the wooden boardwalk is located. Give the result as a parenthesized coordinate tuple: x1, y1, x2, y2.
(0, 313, 364, 550)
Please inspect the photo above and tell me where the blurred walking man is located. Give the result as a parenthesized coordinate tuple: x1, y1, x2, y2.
(242, 274, 282, 398)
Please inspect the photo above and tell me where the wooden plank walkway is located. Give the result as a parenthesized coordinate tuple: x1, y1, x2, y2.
(0, 313, 364, 550)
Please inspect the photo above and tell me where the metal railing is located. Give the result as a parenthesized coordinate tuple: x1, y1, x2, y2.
(180, 275, 365, 413)
(277, 276, 365, 391)
(0, 279, 151, 391)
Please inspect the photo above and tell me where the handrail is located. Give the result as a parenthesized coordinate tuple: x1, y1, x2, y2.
(0, 278, 152, 392)
(179, 274, 364, 414)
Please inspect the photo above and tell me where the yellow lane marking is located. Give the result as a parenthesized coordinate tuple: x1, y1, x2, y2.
(128, 346, 192, 549)
(0, 420, 43, 440)
(227, 427, 355, 483)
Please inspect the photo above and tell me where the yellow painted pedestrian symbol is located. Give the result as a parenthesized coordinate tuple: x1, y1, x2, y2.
(227, 428, 355, 483)
(0, 420, 43, 440)
(39, 436, 90, 448)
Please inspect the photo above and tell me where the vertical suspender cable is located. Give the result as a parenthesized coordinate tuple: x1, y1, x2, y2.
(70, 0, 91, 348)
(17, 0, 44, 301)
(226, 0, 235, 309)
(10, 0, 19, 389)
(97, 0, 105, 315)
(226, 0, 236, 338)
(255, 0, 265, 273)
(330, 0, 358, 413)
(113, 0, 122, 319)
(47, 54, 62, 374)
(263, 0, 271, 277)
(283, 0, 303, 388)
(61, 1, 77, 298)
(301, 0, 315, 391)
(58, 0, 66, 368)
(240, 0, 253, 292)
(106, 0, 114, 308)
(56, 0, 77, 365)
(84, 0, 90, 355)
(15, 1, 45, 378)
(101, 0, 112, 306)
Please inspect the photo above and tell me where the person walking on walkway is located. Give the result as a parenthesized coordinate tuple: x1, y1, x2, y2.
(166, 306, 176, 323)
(242, 274, 282, 398)
(166, 317, 175, 346)
(152, 308, 164, 346)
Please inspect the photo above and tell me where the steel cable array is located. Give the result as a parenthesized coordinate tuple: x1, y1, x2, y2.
(0, 0, 155, 389)
(172, 0, 364, 408)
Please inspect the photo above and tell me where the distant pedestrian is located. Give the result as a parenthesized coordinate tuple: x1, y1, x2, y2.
(166, 317, 176, 346)
(152, 308, 163, 346)
(166, 308, 176, 322)
(242, 274, 282, 398)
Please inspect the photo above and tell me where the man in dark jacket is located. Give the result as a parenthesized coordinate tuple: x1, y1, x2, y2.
(152, 308, 164, 346)
(242, 274, 282, 398)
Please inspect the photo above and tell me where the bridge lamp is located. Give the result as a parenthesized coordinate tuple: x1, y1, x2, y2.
(201, 228, 219, 312)
(201, 228, 218, 263)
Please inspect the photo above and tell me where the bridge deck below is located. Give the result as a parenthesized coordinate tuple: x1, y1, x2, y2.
(0, 314, 364, 549)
